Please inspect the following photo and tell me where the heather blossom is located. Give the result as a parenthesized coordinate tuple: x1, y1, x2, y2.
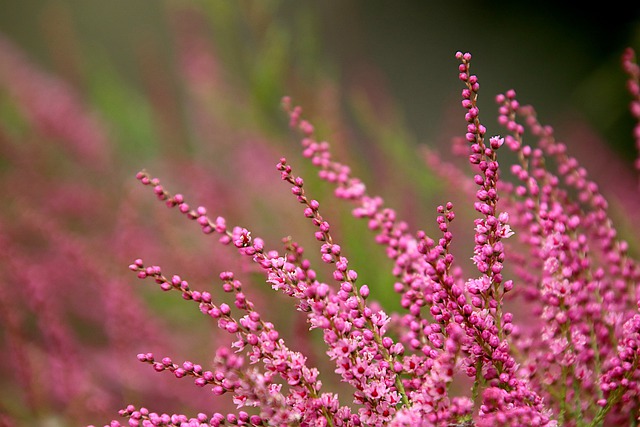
(97, 49, 640, 427)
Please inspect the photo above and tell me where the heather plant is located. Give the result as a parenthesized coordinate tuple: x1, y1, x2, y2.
(92, 48, 640, 427)
(1, 4, 639, 427)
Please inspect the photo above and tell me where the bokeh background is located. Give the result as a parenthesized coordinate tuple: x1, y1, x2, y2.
(1, 1, 639, 426)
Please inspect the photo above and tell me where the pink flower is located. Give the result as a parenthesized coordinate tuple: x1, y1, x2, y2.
(106, 48, 640, 427)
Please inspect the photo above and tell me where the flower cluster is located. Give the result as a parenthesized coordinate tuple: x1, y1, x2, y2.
(100, 49, 640, 427)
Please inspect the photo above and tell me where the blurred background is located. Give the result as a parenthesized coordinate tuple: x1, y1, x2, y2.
(0, 1, 639, 426)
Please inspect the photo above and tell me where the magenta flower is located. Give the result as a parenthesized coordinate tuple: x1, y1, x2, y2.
(100, 48, 640, 427)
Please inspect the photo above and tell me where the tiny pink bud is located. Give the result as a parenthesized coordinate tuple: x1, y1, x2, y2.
(489, 136, 504, 149)
(359, 285, 370, 299)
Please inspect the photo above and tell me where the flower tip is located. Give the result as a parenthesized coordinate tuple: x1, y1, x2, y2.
(360, 284, 370, 299)
(489, 136, 505, 149)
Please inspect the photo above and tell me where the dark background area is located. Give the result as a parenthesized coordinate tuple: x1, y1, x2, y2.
(1, 1, 639, 158)
(318, 1, 640, 160)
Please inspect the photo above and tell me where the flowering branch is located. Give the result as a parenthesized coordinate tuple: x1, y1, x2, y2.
(101, 48, 640, 427)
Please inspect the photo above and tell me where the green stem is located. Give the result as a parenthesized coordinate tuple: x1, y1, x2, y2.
(472, 359, 484, 403)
